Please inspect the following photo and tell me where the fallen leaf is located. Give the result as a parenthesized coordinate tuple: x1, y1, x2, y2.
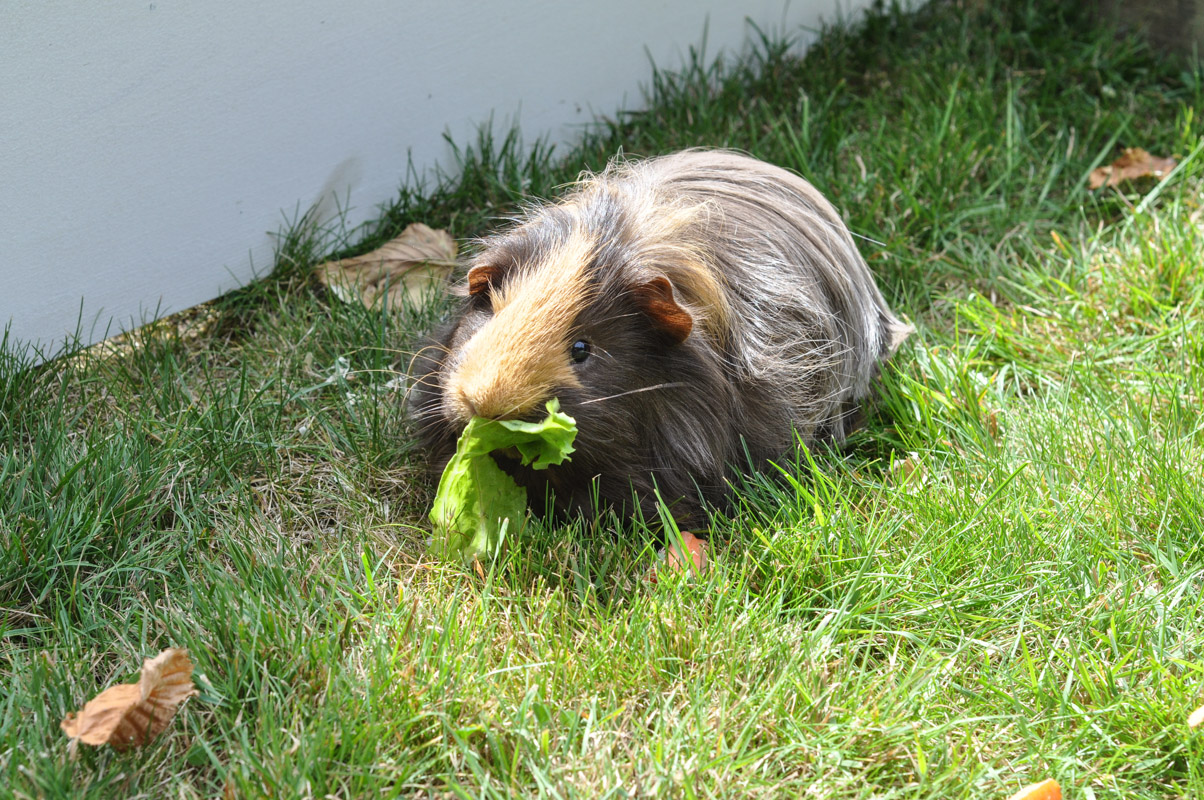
(649, 531, 709, 583)
(665, 530, 708, 574)
(61, 648, 197, 750)
(1189, 702, 1204, 728)
(315, 222, 457, 310)
(890, 451, 922, 483)
(1006, 778, 1061, 800)
(1088, 148, 1177, 190)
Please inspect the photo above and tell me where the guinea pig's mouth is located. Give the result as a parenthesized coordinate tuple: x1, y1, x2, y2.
(487, 446, 532, 474)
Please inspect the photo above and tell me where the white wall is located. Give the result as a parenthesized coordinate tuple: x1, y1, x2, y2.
(2, 0, 871, 360)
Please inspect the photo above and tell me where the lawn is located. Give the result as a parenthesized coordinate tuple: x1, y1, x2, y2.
(3, 1, 1203, 797)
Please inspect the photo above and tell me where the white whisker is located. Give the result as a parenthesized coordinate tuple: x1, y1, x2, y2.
(579, 382, 687, 405)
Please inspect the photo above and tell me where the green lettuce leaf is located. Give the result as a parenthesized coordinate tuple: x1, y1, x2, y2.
(428, 399, 577, 562)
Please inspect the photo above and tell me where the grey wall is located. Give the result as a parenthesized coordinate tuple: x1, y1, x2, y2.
(2, 1, 873, 362)
(1094, 0, 1204, 51)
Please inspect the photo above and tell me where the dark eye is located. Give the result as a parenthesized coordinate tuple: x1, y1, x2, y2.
(570, 340, 591, 363)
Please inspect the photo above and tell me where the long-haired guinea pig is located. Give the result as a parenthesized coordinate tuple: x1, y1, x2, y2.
(410, 149, 911, 530)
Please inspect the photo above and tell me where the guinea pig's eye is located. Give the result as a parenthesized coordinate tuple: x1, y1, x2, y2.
(570, 340, 591, 363)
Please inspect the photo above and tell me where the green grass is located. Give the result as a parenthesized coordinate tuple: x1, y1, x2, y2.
(4, 1, 1204, 797)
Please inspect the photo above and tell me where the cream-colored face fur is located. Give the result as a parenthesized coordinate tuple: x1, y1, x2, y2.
(443, 228, 594, 421)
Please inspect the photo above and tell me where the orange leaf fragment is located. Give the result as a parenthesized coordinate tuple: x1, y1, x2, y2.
(664, 531, 709, 575)
(647, 531, 710, 584)
(1007, 778, 1061, 800)
(1189, 703, 1204, 728)
(61, 648, 197, 750)
(315, 222, 457, 310)
(890, 451, 923, 484)
(1088, 147, 1177, 190)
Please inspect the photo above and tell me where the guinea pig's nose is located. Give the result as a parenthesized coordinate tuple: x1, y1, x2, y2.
(448, 357, 546, 421)
(453, 384, 530, 422)
(454, 389, 479, 420)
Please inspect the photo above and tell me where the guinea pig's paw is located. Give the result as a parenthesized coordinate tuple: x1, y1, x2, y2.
(650, 531, 709, 583)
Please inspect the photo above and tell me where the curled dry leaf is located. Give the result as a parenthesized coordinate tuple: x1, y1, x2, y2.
(61, 648, 197, 750)
(315, 222, 457, 310)
(666, 530, 708, 574)
(649, 531, 709, 583)
(1189, 702, 1204, 728)
(1006, 778, 1061, 800)
(890, 451, 922, 483)
(1088, 147, 1177, 190)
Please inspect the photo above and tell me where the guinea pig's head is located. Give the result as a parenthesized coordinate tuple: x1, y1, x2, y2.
(418, 196, 736, 517)
(443, 217, 696, 424)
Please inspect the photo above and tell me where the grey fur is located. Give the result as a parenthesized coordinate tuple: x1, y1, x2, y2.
(623, 149, 912, 440)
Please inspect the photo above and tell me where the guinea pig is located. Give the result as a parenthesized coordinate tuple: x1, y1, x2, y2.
(409, 149, 911, 531)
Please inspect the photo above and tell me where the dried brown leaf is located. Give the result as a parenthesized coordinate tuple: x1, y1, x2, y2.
(315, 222, 457, 310)
(1088, 147, 1177, 190)
(667, 531, 708, 574)
(61, 648, 197, 750)
(890, 452, 922, 483)
(1006, 778, 1061, 800)
(649, 531, 709, 583)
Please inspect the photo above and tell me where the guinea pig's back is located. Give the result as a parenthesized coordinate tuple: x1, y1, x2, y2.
(620, 149, 911, 444)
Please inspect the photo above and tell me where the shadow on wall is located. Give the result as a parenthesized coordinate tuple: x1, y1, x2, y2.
(1094, 0, 1204, 52)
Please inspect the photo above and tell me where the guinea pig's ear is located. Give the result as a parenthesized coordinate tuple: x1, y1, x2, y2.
(632, 276, 693, 344)
(466, 263, 504, 298)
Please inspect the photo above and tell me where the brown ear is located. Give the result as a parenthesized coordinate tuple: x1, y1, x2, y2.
(467, 263, 504, 297)
(632, 276, 693, 344)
